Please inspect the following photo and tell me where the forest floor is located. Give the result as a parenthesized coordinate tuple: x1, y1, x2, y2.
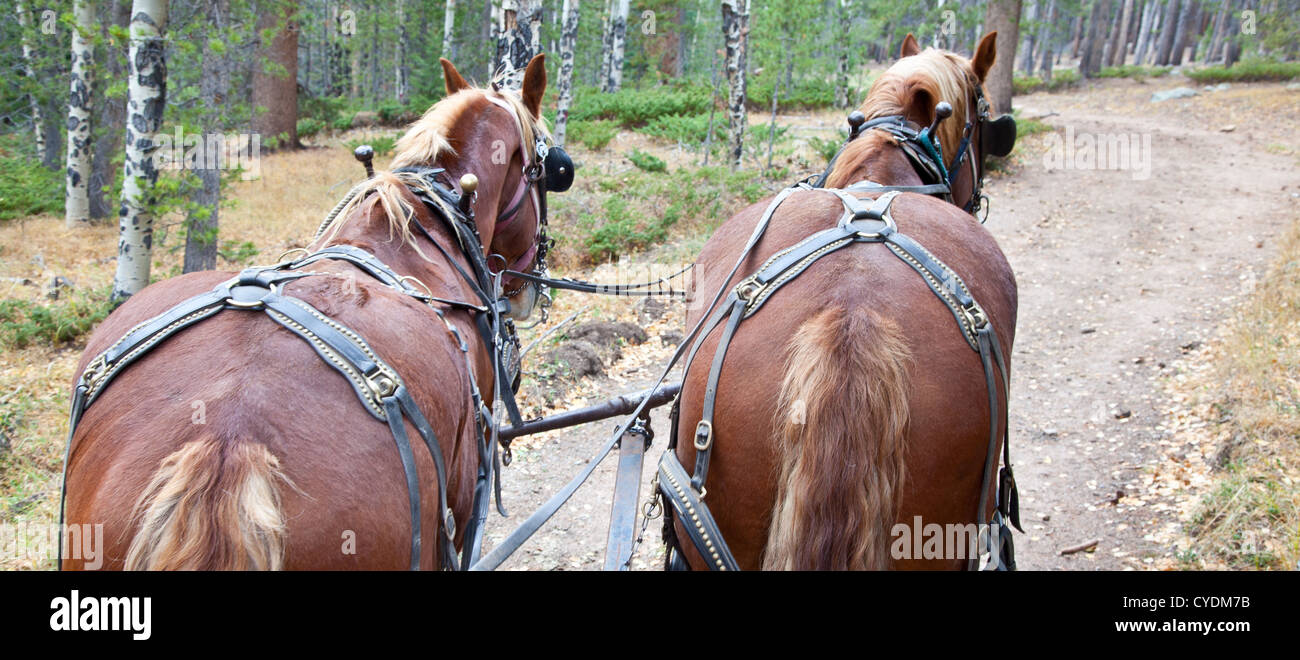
(1, 74, 1297, 570)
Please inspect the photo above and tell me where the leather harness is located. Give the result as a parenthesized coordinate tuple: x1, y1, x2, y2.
(655, 183, 1022, 571)
(60, 113, 556, 570)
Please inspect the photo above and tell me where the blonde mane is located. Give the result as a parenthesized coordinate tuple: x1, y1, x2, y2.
(850, 48, 978, 170)
(317, 86, 548, 258)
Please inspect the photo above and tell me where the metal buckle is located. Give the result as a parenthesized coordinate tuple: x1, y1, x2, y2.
(225, 281, 281, 309)
(734, 277, 760, 303)
(365, 368, 398, 398)
(961, 302, 989, 331)
(81, 354, 108, 389)
(694, 420, 713, 452)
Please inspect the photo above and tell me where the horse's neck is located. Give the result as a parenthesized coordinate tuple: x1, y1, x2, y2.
(331, 191, 481, 300)
(826, 133, 924, 190)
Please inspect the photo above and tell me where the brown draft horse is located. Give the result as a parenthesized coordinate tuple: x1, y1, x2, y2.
(672, 33, 1018, 570)
(62, 56, 550, 569)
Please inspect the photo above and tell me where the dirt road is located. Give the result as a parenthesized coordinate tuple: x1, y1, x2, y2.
(484, 78, 1300, 570)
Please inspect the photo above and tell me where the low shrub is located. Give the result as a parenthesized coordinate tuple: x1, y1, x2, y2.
(627, 149, 666, 172)
(1186, 58, 1300, 83)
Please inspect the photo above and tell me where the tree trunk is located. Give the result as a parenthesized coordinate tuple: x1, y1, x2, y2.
(1134, 0, 1156, 64)
(65, 0, 95, 228)
(89, 0, 132, 220)
(836, 0, 852, 108)
(1169, 0, 1193, 65)
(1111, 0, 1135, 64)
(395, 0, 408, 104)
(184, 0, 231, 274)
(112, 0, 169, 302)
(1101, 0, 1121, 65)
(598, 0, 613, 88)
(602, 0, 629, 92)
(721, 0, 750, 169)
(555, 0, 580, 146)
(496, 0, 542, 90)
(1206, 0, 1228, 63)
(984, 0, 1022, 114)
(1155, 0, 1180, 64)
(443, 0, 457, 60)
(1070, 14, 1084, 58)
(1036, 0, 1058, 79)
(1223, 3, 1241, 67)
(15, 3, 46, 164)
(1021, 0, 1038, 75)
(1080, 0, 1113, 77)
(252, 1, 299, 149)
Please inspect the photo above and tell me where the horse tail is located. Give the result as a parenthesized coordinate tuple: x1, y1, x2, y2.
(762, 306, 912, 570)
(125, 437, 293, 571)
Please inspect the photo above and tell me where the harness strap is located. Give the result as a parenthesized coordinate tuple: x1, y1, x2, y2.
(659, 185, 1019, 571)
(61, 266, 464, 571)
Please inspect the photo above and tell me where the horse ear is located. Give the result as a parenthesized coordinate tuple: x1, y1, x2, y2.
(441, 58, 471, 96)
(971, 31, 998, 83)
(520, 53, 547, 119)
(900, 33, 921, 58)
(900, 85, 937, 129)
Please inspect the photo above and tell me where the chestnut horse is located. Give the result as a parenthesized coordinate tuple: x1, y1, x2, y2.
(61, 56, 551, 570)
(669, 33, 1018, 570)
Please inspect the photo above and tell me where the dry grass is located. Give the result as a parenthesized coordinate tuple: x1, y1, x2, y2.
(1179, 220, 1300, 570)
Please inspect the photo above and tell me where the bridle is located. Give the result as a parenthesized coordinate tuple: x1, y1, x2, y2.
(481, 93, 573, 304)
(812, 77, 1016, 218)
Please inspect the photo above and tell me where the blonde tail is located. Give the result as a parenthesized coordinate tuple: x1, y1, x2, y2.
(762, 306, 912, 570)
(125, 438, 291, 570)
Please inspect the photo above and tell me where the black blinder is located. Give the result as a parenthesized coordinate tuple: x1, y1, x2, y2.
(981, 114, 1017, 158)
(543, 144, 575, 193)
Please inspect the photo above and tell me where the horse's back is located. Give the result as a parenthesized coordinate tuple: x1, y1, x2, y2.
(677, 189, 1017, 570)
(65, 268, 478, 569)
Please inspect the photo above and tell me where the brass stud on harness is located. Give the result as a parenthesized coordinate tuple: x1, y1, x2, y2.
(458, 173, 478, 215)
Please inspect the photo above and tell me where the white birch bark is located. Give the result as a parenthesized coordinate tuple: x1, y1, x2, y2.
(442, 0, 457, 59)
(555, 0, 580, 146)
(15, 3, 46, 162)
(112, 0, 169, 301)
(496, 0, 542, 90)
(721, 0, 750, 169)
(604, 0, 630, 93)
(598, 0, 612, 88)
(835, 0, 852, 109)
(65, 0, 95, 228)
(396, 0, 408, 104)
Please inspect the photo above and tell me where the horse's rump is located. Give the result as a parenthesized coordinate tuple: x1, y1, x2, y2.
(64, 267, 482, 570)
(675, 190, 1017, 570)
